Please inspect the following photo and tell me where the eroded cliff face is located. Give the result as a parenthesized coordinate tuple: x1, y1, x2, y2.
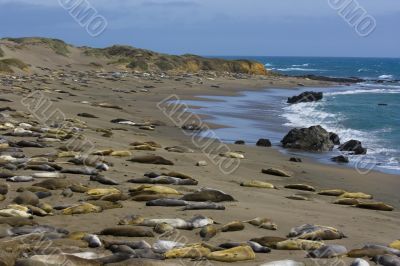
(0, 38, 270, 76)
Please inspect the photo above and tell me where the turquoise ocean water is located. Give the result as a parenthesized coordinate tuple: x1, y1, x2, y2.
(186, 57, 400, 174)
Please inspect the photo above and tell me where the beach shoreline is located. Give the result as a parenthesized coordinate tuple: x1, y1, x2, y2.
(1, 71, 399, 265)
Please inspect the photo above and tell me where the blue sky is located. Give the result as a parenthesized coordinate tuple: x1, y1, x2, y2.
(0, 0, 399, 57)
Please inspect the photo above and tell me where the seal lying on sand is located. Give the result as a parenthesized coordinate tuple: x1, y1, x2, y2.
(288, 224, 346, 240)
(372, 255, 400, 266)
(128, 155, 174, 165)
(219, 241, 271, 253)
(244, 217, 278, 230)
(146, 198, 225, 210)
(274, 239, 324, 250)
(250, 236, 287, 248)
(128, 176, 197, 185)
(119, 214, 214, 230)
(350, 258, 370, 266)
(180, 187, 235, 202)
(100, 227, 154, 237)
(207, 245, 255, 262)
(356, 202, 394, 211)
(240, 180, 276, 189)
(307, 245, 348, 258)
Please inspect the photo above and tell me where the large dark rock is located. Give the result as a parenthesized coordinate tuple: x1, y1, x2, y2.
(339, 140, 367, 155)
(331, 155, 349, 163)
(256, 138, 272, 147)
(287, 91, 323, 104)
(329, 132, 340, 145)
(281, 125, 334, 152)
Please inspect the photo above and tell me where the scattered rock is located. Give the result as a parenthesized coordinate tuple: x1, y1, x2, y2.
(256, 139, 272, 147)
(287, 91, 323, 104)
(339, 140, 367, 155)
(281, 125, 334, 152)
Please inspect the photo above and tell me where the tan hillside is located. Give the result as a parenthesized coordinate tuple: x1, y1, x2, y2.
(0, 37, 269, 75)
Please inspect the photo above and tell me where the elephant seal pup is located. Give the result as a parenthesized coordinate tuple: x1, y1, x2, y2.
(83, 234, 102, 248)
(219, 241, 271, 253)
(153, 223, 176, 236)
(240, 180, 276, 189)
(153, 240, 185, 253)
(350, 258, 370, 266)
(180, 187, 235, 202)
(100, 227, 154, 237)
(109, 245, 164, 260)
(61, 167, 98, 175)
(146, 199, 187, 207)
(260, 260, 305, 266)
(0, 217, 37, 227)
(62, 203, 102, 215)
(90, 175, 119, 185)
(347, 248, 391, 258)
(200, 225, 218, 241)
(103, 240, 151, 250)
(128, 155, 174, 165)
(334, 198, 360, 205)
(182, 202, 225, 210)
(362, 244, 400, 256)
(288, 224, 346, 240)
(164, 244, 211, 259)
(250, 236, 287, 248)
(7, 176, 34, 182)
(340, 192, 373, 199)
(244, 217, 277, 230)
(221, 221, 245, 232)
(390, 240, 400, 250)
(284, 184, 316, 192)
(128, 176, 198, 185)
(32, 172, 66, 179)
(129, 185, 181, 196)
(318, 189, 346, 196)
(17, 254, 101, 266)
(262, 168, 291, 177)
(356, 202, 394, 211)
(307, 245, 347, 258)
(372, 255, 400, 266)
(275, 239, 325, 250)
(13, 191, 40, 206)
(207, 245, 255, 262)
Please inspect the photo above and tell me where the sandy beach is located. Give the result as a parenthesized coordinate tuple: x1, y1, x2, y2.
(0, 66, 399, 265)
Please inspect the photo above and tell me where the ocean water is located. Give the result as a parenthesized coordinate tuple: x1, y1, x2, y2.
(218, 56, 400, 80)
(183, 57, 400, 174)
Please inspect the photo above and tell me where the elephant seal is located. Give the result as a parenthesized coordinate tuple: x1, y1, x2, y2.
(362, 244, 400, 256)
(100, 227, 154, 237)
(288, 224, 346, 240)
(219, 241, 271, 253)
(15, 140, 46, 148)
(240, 180, 276, 189)
(356, 202, 394, 211)
(129, 185, 181, 196)
(275, 239, 324, 250)
(221, 221, 245, 232)
(87, 188, 121, 197)
(33, 179, 71, 190)
(372, 255, 400, 266)
(128, 155, 174, 165)
(350, 258, 370, 266)
(318, 189, 346, 196)
(16, 255, 101, 266)
(334, 198, 360, 205)
(165, 244, 211, 259)
(62, 203, 102, 215)
(200, 225, 218, 241)
(83, 234, 102, 248)
(260, 260, 305, 266)
(207, 245, 255, 262)
(347, 248, 392, 258)
(244, 217, 277, 230)
(220, 152, 244, 159)
(153, 223, 175, 236)
(109, 246, 164, 260)
(61, 167, 98, 175)
(146, 199, 187, 207)
(182, 202, 225, 210)
(103, 240, 151, 250)
(262, 168, 291, 177)
(390, 240, 400, 250)
(13, 191, 40, 206)
(284, 184, 316, 192)
(0, 217, 37, 226)
(153, 240, 185, 253)
(128, 176, 197, 185)
(32, 172, 65, 179)
(90, 175, 119, 185)
(307, 245, 347, 258)
(180, 187, 235, 202)
(250, 236, 287, 248)
(340, 192, 373, 199)
(7, 176, 34, 182)
(86, 200, 122, 210)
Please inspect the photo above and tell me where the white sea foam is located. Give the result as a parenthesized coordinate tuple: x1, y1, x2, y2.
(265, 63, 273, 67)
(325, 88, 400, 96)
(277, 67, 322, 72)
(292, 63, 309, 67)
(281, 94, 399, 172)
(378, 74, 394, 80)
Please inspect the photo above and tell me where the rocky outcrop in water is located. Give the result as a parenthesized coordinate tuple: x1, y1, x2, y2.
(287, 91, 323, 104)
(339, 140, 367, 155)
(281, 125, 334, 152)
